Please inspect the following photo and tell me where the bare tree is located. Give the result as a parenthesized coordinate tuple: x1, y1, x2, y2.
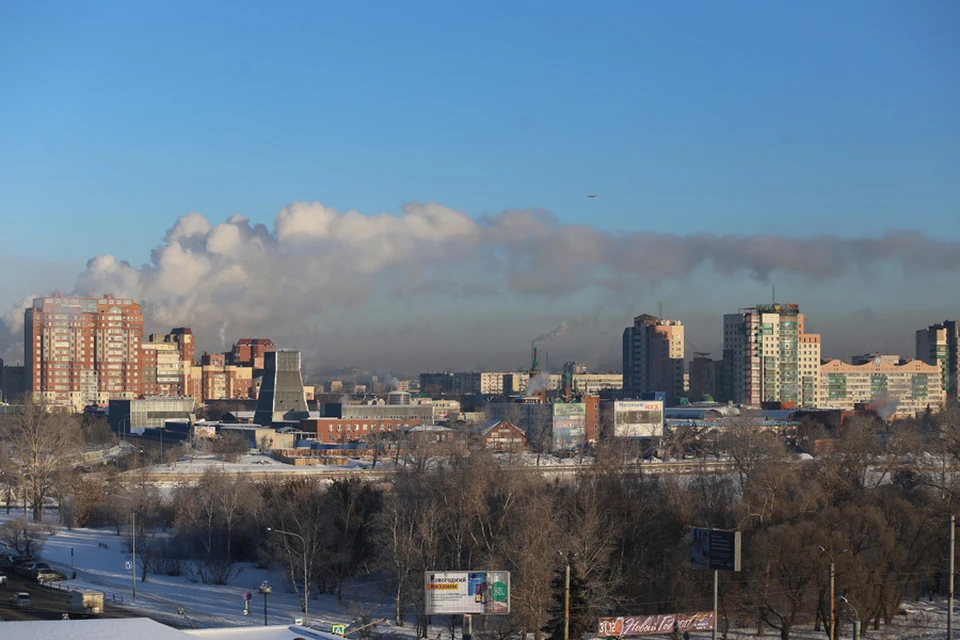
(0, 400, 82, 521)
(720, 420, 787, 490)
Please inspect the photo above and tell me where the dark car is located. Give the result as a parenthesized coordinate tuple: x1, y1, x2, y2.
(9, 592, 32, 608)
(17, 562, 51, 577)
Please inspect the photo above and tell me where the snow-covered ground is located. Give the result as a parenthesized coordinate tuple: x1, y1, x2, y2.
(145, 452, 384, 476)
(0, 509, 392, 633)
(1, 509, 954, 639)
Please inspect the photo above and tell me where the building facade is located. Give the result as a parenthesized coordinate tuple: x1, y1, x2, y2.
(254, 350, 309, 425)
(140, 328, 195, 397)
(916, 321, 959, 406)
(0, 361, 26, 403)
(570, 373, 623, 395)
(25, 294, 143, 410)
(228, 338, 275, 369)
(622, 314, 684, 405)
(819, 357, 944, 419)
(199, 353, 254, 402)
(687, 354, 716, 401)
(722, 303, 820, 407)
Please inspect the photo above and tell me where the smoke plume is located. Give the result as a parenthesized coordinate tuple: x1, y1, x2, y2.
(3, 201, 960, 366)
(535, 312, 601, 342)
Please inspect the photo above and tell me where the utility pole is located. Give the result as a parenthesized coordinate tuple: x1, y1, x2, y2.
(557, 549, 577, 640)
(131, 509, 136, 603)
(950, 514, 955, 640)
(818, 546, 845, 640)
(564, 561, 571, 640)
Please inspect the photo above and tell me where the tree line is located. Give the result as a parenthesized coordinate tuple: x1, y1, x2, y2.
(3, 401, 960, 640)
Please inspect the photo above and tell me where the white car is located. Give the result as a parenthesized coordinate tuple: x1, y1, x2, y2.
(9, 592, 32, 608)
(0, 572, 7, 585)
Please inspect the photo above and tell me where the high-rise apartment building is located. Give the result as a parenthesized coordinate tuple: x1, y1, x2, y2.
(722, 303, 820, 407)
(140, 328, 195, 396)
(916, 321, 959, 406)
(688, 354, 716, 401)
(25, 294, 143, 410)
(622, 314, 685, 405)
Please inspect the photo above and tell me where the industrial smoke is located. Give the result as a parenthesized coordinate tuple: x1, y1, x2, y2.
(3, 201, 960, 364)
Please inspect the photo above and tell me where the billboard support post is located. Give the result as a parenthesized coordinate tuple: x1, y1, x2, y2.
(463, 614, 472, 640)
(712, 570, 718, 640)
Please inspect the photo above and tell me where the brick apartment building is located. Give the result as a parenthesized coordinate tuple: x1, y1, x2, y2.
(25, 294, 143, 410)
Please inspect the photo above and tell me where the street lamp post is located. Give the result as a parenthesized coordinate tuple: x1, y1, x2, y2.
(837, 596, 859, 640)
(557, 550, 578, 640)
(268, 527, 308, 625)
(258, 581, 272, 626)
(105, 491, 136, 603)
(818, 546, 846, 640)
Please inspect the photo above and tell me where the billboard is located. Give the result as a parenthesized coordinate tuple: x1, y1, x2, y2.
(425, 571, 510, 615)
(553, 403, 586, 451)
(598, 612, 715, 636)
(193, 425, 217, 439)
(614, 400, 663, 438)
(691, 528, 741, 571)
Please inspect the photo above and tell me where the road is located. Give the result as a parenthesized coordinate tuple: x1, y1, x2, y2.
(0, 569, 133, 622)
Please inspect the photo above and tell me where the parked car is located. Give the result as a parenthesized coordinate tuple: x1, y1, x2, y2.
(17, 562, 50, 577)
(9, 592, 32, 608)
(0, 572, 7, 585)
(35, 569, 66, 584)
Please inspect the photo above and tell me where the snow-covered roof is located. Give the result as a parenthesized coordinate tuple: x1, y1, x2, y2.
(0, 619, 343, 640)
(0, 618, 194, 640)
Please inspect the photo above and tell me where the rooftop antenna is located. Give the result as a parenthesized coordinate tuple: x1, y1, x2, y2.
(658, 300, 663, 321)
(772, 284, 776, 305)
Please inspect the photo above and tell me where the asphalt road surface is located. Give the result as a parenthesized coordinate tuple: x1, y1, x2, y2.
(0, 569, 132, 622)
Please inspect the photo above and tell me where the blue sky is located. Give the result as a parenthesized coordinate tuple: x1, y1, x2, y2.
(1, 1, 958, 371)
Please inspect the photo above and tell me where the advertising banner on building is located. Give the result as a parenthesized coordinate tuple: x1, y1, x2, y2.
(598, 612, 715, 636)
(553, 403, 586, 450)
(424, 571, 510, 615)
(691, 528, 741, 571)
(193, 425, 217, 439)
(614, 400, 664, 438)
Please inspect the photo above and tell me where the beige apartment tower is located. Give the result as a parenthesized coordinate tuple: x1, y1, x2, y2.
(622, 314, 684, 405)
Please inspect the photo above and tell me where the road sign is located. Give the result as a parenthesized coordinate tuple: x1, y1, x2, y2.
(125, 560, 133, 572)
(332, 624, 346, 636)
(690, 528, 741, 572)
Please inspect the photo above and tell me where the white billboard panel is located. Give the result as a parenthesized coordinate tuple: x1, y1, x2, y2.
(424, 571, 510, 615)
(614, 400, 663, 438)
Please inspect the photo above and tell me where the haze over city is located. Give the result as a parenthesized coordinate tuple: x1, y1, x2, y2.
(1, 2, 958, 375)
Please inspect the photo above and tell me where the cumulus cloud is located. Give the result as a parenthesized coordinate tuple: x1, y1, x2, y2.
(3, 200, 960, 370)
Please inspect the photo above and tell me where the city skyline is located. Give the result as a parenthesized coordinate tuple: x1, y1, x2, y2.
(1, 2, 958, 373)
(3, 286, 957, 380)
